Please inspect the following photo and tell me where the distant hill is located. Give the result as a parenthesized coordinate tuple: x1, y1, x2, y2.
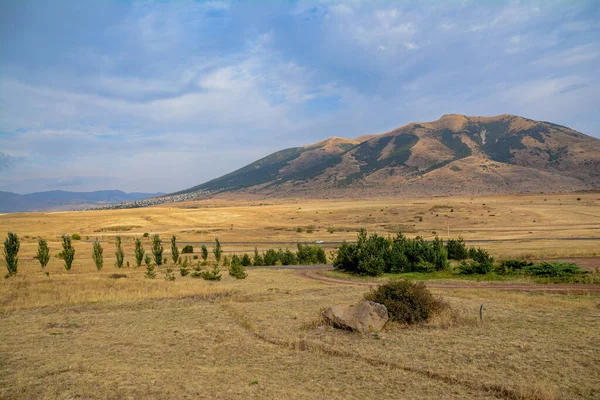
(172, 114, 600, 198)
(0, 190, 163, 213)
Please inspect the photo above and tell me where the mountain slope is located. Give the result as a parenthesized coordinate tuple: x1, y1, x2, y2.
(176, 114, 600, 198)
(0, 190, 163, 213)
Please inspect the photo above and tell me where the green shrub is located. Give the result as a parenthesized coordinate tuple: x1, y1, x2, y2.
(280, 249, 298, 265)
(446, 237, 468, 260)
(229, 256, 247, 279)
(193, 255, 199, 260)
(333, 230, 449, 276)
(296, 243, 327, 265)
(143, 232, 149, 238)
(57, 235, 76, 271)
(496, 259, 532, 275)
(457, 260, 493, 274)
(164, 267, 176, 281)
(37, 238, 50, 270)
(71, 233, 81, 240)
(182, 245, 193, 254)
(92, 239, 104, 271)
(524, 261, 583, 277)
(253, 247, 264, 266)
(144, 255, 155, 278)
(263, 249, 279, 266)
(3, 232, 20, 277)
(241, 253, 252, 266)
(223, 255, 231, 267)
(364, 280, 447, 324)
(198, 264, 221, 281)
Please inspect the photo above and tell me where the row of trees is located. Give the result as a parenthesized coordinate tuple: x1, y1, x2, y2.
(2, 232, 223, 276)
(3, 232, 326, 276)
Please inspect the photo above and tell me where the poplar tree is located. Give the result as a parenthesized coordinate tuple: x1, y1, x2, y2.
(3, 232, 20, 277)
(92, 239, 104, 271)
(37, 238, 50, 270)
(152, 234, 163, 265)
(171, 235, 179, 264)
(134, 238, 144, 267)
(115, 236, 124, 268)
(58, 234, 75, 271)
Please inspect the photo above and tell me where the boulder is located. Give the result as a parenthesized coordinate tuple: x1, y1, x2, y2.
(323, 301, 388, 334)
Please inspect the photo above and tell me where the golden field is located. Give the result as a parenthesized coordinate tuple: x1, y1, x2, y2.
(1, 192, 600, 399)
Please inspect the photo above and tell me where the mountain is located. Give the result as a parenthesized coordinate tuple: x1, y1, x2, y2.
(176, 114, 600, 198)
(0, 190, 163, 213)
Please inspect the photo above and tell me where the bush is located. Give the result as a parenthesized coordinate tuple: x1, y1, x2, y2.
(3, 232, 20, 277)
(182, 245, 193, 254)
(280, 249, 298, 265)
(71, 233, 81, 240)
(164, 267, 176, 281)
(143, 232, 149, 238)
(109, 273, 127, 279)
(457, 260, 493, 274)
(241, 253, 252, 266)
(193, 255, 199, 260)
(524, 261, 583, 277)
(296, 243, 327, 265)
(333, 230, 449, 276)
(364, 280, 447, 324)
(199, 264, 221, 281)
(446, 237, 468, 260)
(496, 259, 532, 275)
(144, 255, 155, 279)
(229, 256, 247, 279)
(253, 247, 264, 266)
(263, 249, 279, 266)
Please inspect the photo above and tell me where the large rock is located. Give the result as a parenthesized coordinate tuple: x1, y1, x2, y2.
(323, 301, 389, 334)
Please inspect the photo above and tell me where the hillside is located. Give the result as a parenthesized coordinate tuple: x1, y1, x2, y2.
(0, 190, 163, 213)
(174, 114, 600, 198)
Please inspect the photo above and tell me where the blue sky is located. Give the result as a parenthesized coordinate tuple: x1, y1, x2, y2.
(1, 0, 599, 194)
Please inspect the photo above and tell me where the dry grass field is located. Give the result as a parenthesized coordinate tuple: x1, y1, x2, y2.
(1, 192, 599, 399)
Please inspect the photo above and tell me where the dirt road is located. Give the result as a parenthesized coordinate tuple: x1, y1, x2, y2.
(296, 268, 600, 293)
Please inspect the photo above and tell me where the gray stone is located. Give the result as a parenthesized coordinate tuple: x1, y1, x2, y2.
(323, 300, 388, 334)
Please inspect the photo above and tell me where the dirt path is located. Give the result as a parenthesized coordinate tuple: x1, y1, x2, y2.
(296, 269, 600, 293)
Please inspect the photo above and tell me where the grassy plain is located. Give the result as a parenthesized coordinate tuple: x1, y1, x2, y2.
(1, 192, 600, 399)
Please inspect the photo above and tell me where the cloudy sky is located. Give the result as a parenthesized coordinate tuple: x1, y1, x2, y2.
(1, 0, 599, 194)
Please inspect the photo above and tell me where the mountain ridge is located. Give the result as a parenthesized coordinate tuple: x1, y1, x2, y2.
(170, 114, 600, 199)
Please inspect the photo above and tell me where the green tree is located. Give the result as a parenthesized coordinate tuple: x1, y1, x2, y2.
(37, 238, 50, 270)
(152, 234, 163, 265)
(201, 245, 208, 262)
(229, 256, 247, 279)
(171, 235, 179, 264)
(145, 256, 156, 279)
(58, 234, 75, 271)
(92, 239, 104, 271)
(3, 232, 20, 277)
(213, 238, 222, 263)
(115, 236, 125, 268)
(134, 238, 144, 267)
